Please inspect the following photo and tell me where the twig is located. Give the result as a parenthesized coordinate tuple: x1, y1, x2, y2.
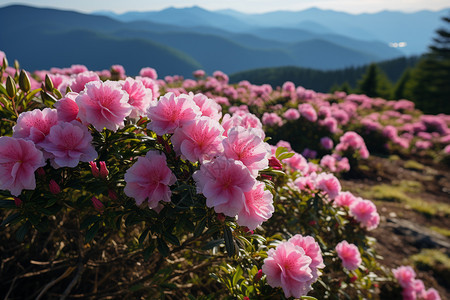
(35, 267, 75, 300)
(59, 260, 84, 300)
(3, 275, 17, 300)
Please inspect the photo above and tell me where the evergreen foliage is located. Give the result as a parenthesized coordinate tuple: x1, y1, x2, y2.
(407, 14, 450, 113)
(357, 63, 393, 99)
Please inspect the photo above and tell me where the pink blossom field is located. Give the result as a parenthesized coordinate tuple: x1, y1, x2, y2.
(0, 51, 448, 299)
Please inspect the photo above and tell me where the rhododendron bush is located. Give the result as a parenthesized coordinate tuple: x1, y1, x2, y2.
(0, 51, 446, 299)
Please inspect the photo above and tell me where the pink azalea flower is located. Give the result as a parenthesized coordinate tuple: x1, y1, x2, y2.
(262, 112, 283, 126)
(135, 76, 160, 100)
(193, 156, 256, 217)
(320, 155, 337, 172)
(349, 198, 380, 230)
(193, 69, 205, 78)
(320, 137, 334, 150)
(222, 127, 270, 177)
(424, 288, 441, 300)
(298, 103, 318, 122)
(0, 137, 46, 196)
(289, 235, 325, 284)
(315, 172, 341, 200)
(191, 93, 222, 122)
(124, 150, 176, 208)
(76, 80, 132, 132)
(335, 240, 362, 271)
(69, 71, 100, 93)
(393, 266, 416, 288)
(171, 117, 224, 163)
(237, 181, 274, 230)
(334, 191, 357, 207)
(139, 67, 158, 79)
(147, 92, 201, 135)
(283, 108, 301, 120)
(110, 64, 126, 79)
(285, 153, 309, 173)
(40, 121, 98, 168)
(221, 113, 264, 138)
(262, 241, 314, 298)
(294, 174, 316, 191)
(120, 77, 153, 118)
(54, 92, 79, 122)
(13, 108, 59, 145)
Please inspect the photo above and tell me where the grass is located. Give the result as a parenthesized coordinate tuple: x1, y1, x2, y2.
(404, 160, 425, 171)
(429, 226, 450, 237)
(359, 181, 450, 217)
(410, 249, 450, 287)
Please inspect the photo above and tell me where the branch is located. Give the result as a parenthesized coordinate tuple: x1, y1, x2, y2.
(35, 267, 75, 300)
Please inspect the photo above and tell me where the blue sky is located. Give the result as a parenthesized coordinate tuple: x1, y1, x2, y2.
(1, 0, 449, 14)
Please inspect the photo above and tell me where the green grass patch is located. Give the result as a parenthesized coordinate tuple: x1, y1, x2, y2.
(404, 160, 425, 171)
(411, 249, 450, 287)
(360, 183, 450, 217)
(429, 226, 450, 237)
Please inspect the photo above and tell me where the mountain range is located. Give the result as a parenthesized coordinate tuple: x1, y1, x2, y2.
(0, 4, 447, 77)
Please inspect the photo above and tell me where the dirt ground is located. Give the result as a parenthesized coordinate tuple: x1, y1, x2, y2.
(340, 154, 450, 299)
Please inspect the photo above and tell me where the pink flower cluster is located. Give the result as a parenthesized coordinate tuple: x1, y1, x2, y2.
(335, 240, 362, 271)
(335, 131, 370, 159)
(262, 234, 324, 298)
(393, 266, 441, 300)
(349, 198, 380, 230)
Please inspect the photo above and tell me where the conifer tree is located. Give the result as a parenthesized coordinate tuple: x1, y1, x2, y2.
(407, 14, 450, 113)
(357, 63, 392, 99)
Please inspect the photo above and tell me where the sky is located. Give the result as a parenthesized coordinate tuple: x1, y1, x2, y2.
(0, 0, 449, 14)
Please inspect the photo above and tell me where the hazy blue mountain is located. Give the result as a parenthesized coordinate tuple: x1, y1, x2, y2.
(95, 6, 256, 32)
(0, 4, 425, 75)
(216, 7, 449, 54)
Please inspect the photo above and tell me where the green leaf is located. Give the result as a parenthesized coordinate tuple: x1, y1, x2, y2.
(232, 266, 243, 287)
(301, 297, 318, 300)
(275, 146, 288, 158)
(138, 228, 150, 244)
(25, 88, 42, 101)
(193, 218, 206, 237)
(15, 222, 29, 242)
(223, 226, 235, 257)
(143, 243, 156, 261)
(81, 215, 101, 230)
(278, 152, 295, 161)
(0, 199, 16, 209)
(85, 222, 100, 243)
(163, 231, 180, 246)
(157, 237, 170, 257)
(202, 238, 224, 250)
(1, 212, 21, 227)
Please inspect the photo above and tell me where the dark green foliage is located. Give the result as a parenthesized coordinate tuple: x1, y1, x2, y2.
(406, 14, 450, 113)
(357, 63, 393, 99)
(230, 56, 418, 93)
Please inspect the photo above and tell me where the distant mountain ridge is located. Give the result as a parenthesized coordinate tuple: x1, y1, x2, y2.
(0, 4, 446, 76)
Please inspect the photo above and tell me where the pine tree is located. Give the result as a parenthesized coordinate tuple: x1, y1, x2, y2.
(393, 68, 412, 100)
(407, 14, 450, 113)
(357, 63, 392, 99)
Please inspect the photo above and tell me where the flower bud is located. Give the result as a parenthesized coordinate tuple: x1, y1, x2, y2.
(37, 167, 45, 177)
(14, 59, 19, 70)
(2, 56, 8, 69)
(254, 269, 263, 282)
(18, 70, 31, 92)
(49, 179, 61, 194)
(217, 213, 226, 223)
(268, 156, 283, 170)
(6, 75, 16, 99)
(44, 74, 54, 91)
(89, 161, 100, 177)
(108, 189, 118, 200)
(91, 196, 104, 213)
(14, 197, 22, 207)
(99, 161, 109, 179)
